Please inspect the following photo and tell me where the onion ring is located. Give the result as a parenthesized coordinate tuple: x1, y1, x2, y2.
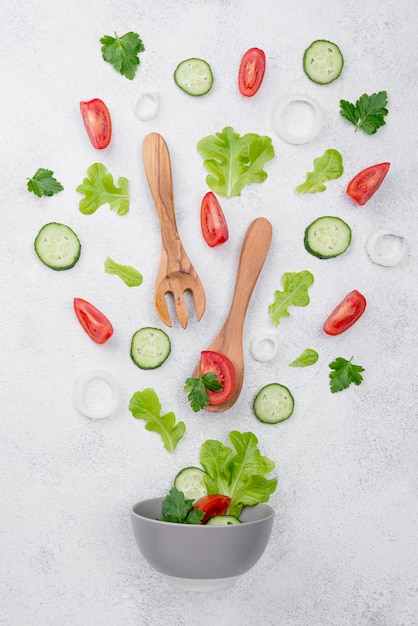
(73, 370, 122, 419)
(133, 91, 159, 121)
(273, 94, 323, 145)
(366, 229, 407, 267)
(250, 333, 280, 362)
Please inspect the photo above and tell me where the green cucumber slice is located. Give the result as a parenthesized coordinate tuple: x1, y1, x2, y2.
(130, 327, 171, 370)
(34, 222, 81, 270)
(174, 58, 213, 96)
(303, 40, 344, 84)
(174, 467, 208, 502)
(253, 383, 294, 424)
(206, 515, 242, 526)
(304, 216, 351, 259)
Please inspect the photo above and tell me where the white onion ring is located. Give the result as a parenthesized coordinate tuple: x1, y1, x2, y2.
(73, 370, 122, 419)
(366, 229, 407, 267)
(250, 334, 280, 362)
(133, 91, 159, 121)
(273, 94, 324, 145)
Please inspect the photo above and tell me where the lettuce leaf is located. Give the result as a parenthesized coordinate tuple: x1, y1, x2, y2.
(129, 388, 185, 453)
(104, 257, 143, 287)
(269, 270, 314, 326)
(76, 162, 129, 215)
(296, 149, 343, 193)
(200, 431, 277, 517)
(197, 126, 275, 197)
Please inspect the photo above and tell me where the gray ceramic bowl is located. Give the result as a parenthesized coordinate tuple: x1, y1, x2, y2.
(131, 496, 274, 591)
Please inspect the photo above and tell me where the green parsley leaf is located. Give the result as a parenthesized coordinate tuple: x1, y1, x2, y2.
(339, 91, 388, 135)
(289, 348, 318, 368)
(159, 487, 205, 524)
(76, 162, 129, 215)
(100, 31, 145, 80)
(296, 149, 343, 193)
(129, 388, 185, 453)
(197, 126, 275, 197)
(27, 168, 64, 197)
(104, 257, 143, 287)
(328, 357, 365, 393)
(184, 372, 223, 412)
(269, 270, 314, 327)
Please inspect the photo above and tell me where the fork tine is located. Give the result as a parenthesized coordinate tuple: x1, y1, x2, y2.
(173, 291, 189, 329)
(154, 292, 172, 327)
(191, 283, 206, 321)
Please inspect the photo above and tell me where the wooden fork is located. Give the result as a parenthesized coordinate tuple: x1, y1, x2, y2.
(142, 132, 206, 328)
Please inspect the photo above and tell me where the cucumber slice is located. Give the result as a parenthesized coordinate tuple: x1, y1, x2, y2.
(253, 383, 294, 424)
(34, 222, 81, 270)
(174, 467, 208, 502)
(304, 216, 352, 259)
(130, 327, 171, 370)
(303, 40, 344, 84)
(174, 58, 213, 96)
(206, 515, 242, 526)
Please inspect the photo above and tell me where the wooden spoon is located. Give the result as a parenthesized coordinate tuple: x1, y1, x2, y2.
(193, 217, 273, 412)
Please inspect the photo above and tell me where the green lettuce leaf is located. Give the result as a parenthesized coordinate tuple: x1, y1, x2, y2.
(197, 126, 275, 197)
(296, 149, 343, 193)
(129, 388, 185, 453)
(200, 431, 277, 517)
(76, 162, 129, 215)
(289, 348, 318, 367)
(269, 270, 314, 326)
(104, 257, 143, 287)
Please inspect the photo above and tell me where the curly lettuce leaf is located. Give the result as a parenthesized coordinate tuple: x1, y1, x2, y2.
(197, 126, 275, 197)
(104, 257, 143, 287)
(76, 162, 129, 215)
(200, 431, 277, 517)
(296, 149, 343, 193)
(269, 270, 314, 326)
(129, 388, 185, 453)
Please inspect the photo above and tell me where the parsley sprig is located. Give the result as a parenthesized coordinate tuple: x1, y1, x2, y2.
(328, 357, 365, 393)
(100, 31, 145, 80)
(339, 91, 388, 135)
(159, 487, 205, 524)
(27, 168, 64, 197)
(184, 372, 223, 412)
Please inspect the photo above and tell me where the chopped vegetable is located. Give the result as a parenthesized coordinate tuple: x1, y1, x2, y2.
(76, 162, 129, 215)
(184, 372, 223, 413)
(289, 349, 318, 368)
(200, 191, 229, 247)
(296, 149, 343, 194)
(174, 58, 213, 96)
(273, 94, 324, 145)
(269, 270, 314, 326)
(253, 383, 294, 424)
(193, 494, 231, 524)
(206, 515, 241, 525)
(250, 333, 280, 362)
(34, 222, 81, 270)
(100, 31, 144, 80)
(303, 40, 344, 84)
(73, 298, 113, 344)
(238, 47, 266, 97)
(346, 162, 390, 206)
(174, 467, 208, 503)
(79, 98, 112, 149)
(104, 257, 143, 287)
(366, 229, 407, 267)
(339, 91, 388, 135)
(323, 290, 366, 336)
(329, 357, 365, 393)
(199, 351, 236, 406)
(129, 388, 186, 453)
(130, 327, 171, 370)
(27, 168, 64, 197)
(197, 126, 274, 197)
(304, 216, 351, 259)
(73, 370, 122, 419)
(158, 487, 205, 524)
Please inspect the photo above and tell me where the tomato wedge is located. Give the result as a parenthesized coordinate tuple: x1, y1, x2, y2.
(193, 494, 231, 524)
(79, 98, 112, 149)
(73, 298, 113, 344)
(323, 290, 367, 336)
(200, 350, 236, 405)
(200, 192, 229, 247)
(238, 47, 266, 97)
(346, 162, 390, 206)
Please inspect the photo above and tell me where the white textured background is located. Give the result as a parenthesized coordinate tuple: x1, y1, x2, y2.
(1, 1, 418, 624)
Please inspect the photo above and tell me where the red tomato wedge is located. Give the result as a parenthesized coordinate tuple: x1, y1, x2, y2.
(238, 48, 266, 97)
(323, 290, 367, 336)
(79, 98, 112, 149)
(200, 350, 236, 405)
(346, 162, 390, 206)
(193, 494, 231, 524)
(73, 298, 113, 344)
(200, 192, 229, 247)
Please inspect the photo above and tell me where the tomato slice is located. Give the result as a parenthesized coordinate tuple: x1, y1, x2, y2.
(200, 192, 229, 247)
(238, 48, 266, 97)
(73, 298, 113, 344)
(323, 290, 367, 336)
(193, 494, 231, 524)
(346, 162, 390, 206)
(200, 350, 236, 405)
(79, 98, 112, 149)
